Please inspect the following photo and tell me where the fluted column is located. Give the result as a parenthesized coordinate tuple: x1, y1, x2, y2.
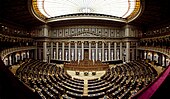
(96, 41, 98, 61)
(12, 53, 15, 65)
(158, 53, 162, 66)
(132, 49, 135, 60)
(151, 52, 154, 61)
(9, 54, 12, 65)
(146, 51, 148, 59)
(114, 42, 117, 60)
(126, 42, 130, 62)
(81, 41, 84, 60)
(27, 51, 29, 59)
(6, 55, 10, 66)
(62, 42, 65, 60)
(136, 42, 138, 60)
(34, 42, 37, 60)
(75, 42, 77, 60)
(89, 42, 91, 60)
(56, 42, 58, 60)
(102, 42, 105, 61)
(38, 48, 41, 60)
(108, 42, 111, 61)
(7, 55, 10, 66)
(125, 24, 130, 37)
(164, 55, 167, 66)
(68, 42, 71, 61)
(44, 24, 48, 37)
(50, 42, 53, 59)
(19, 52, 22, 60)
(120, 42, 123, 60)
(43, 41, 47, 62)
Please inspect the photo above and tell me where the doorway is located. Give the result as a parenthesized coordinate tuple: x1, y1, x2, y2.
(84, 49, 89, 60)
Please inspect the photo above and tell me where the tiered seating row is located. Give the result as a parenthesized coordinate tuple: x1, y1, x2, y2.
(16, 59, 84, 99)
(86, 60, 157, 99)
(16, 59, 157, 99)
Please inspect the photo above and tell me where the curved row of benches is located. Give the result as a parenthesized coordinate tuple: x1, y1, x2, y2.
(86, 60, 157, 98)
(16, 59, 157, 99)
(16, 59, 85, 99)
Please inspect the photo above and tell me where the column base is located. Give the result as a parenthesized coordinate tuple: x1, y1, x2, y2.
(43, 60, 47, 62)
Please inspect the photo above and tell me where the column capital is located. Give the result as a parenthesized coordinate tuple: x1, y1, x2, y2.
(62, 41, 66, 43)
(95, 41, 98, 43)
(107, 40, 111, 42)
(107, 41, 111, 44)
(102, 41, 106, 43)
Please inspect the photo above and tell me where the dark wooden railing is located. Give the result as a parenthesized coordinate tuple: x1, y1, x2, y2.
(0, 57, 41, 99)
(64, 59, 109, 71)
(131, 65, 170, 99)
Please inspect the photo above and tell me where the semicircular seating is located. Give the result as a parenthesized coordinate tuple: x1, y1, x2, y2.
(16, 59, 157, 99)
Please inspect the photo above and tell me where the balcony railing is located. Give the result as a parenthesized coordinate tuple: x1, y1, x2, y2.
(0, 46, 37, 60)
(137, 46, 170, 58)
(132, 46, 170, 98)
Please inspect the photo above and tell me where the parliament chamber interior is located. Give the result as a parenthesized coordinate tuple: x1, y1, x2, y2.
(0, 0, 170, 99)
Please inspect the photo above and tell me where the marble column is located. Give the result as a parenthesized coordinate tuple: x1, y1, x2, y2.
(158, 53, 162, 66)
(21, 49, 23, 60)
(38, 48, 41, 60)
(136, 42, 138, 60)
(44, 24, 48, 37)
(132, 49, 135, 60)
(89, 42, 91, 60)
(152, 52, 155, 61)
(68, 42, 71, 61)
(164, 55, 167, 67)
(7, 55, 10, 66)
(27, 51, 29, 59)
(25, 51, 28, 59)
(43, 41, 47, 62)
(56, 42, 58, 60)
(50, 42, 53, 59)
(146, 51, 148, 59)
(34, 49, 37, 60)
(62, 42, 65, 60)
(81, 41, 84, 60)
(114, 42, 117, 60)
(102, 42, 105, 61)
(9, 54, 12, 65)
(125, 24, 130, 37)
(75, 42, 77, 60)
(120, 42, 123, 60)
(126, 42, 130, 62)
(108, 42, 111, 61)
(96, 41, 98, 61)
(19, 52, 22, 61)
(34, 42, 37, 60)
(12, 53, 15, 65)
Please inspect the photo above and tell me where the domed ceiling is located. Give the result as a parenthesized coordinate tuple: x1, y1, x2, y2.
(32, 0, 141, 22)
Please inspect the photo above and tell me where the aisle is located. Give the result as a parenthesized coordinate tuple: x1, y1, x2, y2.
(83, 80, 88, 96)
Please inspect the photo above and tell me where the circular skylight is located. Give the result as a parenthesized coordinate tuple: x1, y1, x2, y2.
(35, 0, 139, 18)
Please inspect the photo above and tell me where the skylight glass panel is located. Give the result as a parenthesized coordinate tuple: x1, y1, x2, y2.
(36, 0, 137, 18)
